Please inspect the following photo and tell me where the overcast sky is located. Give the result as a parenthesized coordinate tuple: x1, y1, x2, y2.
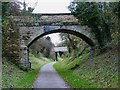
(33, 0, 71, 13)
(18, 0, 71, 13)
(45, 33, 62, 46)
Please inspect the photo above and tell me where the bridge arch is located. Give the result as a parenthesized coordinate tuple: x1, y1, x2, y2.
(19, 25, 96, 70)
(27, 29, 95, 48)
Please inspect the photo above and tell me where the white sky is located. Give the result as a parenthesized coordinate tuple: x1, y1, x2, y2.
(18, 0, 71, 13)
(45, 33, 62, 46)
(33, 0, 71, 13)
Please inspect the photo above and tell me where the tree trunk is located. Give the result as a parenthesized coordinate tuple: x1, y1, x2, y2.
(103, 20, 112, 42)
(92, 24, 105, 48)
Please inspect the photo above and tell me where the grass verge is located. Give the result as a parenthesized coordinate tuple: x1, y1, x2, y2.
(54, 62, 99, 88)
(54, 46, 119, 88)
(2, 53, 51, 88)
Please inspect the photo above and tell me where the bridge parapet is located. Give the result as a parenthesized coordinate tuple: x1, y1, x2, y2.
(10, 14, 79, 26)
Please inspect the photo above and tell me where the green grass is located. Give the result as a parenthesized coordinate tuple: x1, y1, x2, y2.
(54, 53, 100, 88)
(16, 54, 50, 88)
(0, 59, 2, 89)
(2, 57, 26, 88)
(2, 53, 51, 88)
(54, 47, 119, 88)
(54, 62, 99, 88)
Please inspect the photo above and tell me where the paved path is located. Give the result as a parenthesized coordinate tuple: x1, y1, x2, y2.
(33, 62, 70, 88)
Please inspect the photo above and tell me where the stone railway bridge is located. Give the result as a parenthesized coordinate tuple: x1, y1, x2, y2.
(8, 13, 96, 70)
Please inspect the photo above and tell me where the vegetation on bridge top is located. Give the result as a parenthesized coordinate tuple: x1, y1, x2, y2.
(10, 14, 79, 26)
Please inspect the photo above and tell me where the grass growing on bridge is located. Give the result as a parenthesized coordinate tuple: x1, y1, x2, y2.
(2, 53, 51, 88)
